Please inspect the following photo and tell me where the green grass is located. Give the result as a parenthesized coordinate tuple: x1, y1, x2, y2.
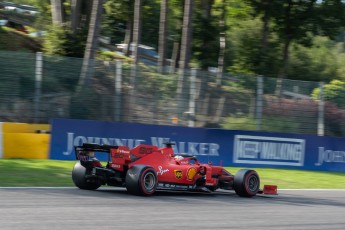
(0, 159, 76, 187)
(0, 159, 344, 188)
(226, 167, 345, 189)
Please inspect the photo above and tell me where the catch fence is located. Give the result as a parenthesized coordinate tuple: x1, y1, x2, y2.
(1, 50, 344, 136)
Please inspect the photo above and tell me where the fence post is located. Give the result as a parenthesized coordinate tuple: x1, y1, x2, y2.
(187, 68, 197, 127)
(318, 82, 324, 136)
(256, 76, 263, 131)
(34, 52, 43, 123)
(115, 61, 122, 122)
(129, 63, 137, 122)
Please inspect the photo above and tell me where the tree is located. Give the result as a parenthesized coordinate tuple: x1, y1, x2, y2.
(44, 24, 86, 57)
(273, 0, 317, 96)
(271, 0, 345, 95)
(50, 0, 65, 25)
(316, 0, 345, 38)
(176, 0, 194, 117)
(246, 0, 282, 75)
(178, 0, 193, 71)
(103, 0, 134, 53)
(288, 36, 341, 82)
(217, 0, 227, 86)
(71, 0, 81, 33)
(158, 0, 168, 73)
(132, 0, 143, 64)
(193, 0, 218, 70)
(77, 0, 104, 89)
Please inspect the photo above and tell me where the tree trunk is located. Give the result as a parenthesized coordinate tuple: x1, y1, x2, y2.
(50, 0, 64, 25)
(275, 0, 292, 98)
(71, 0, 81, 33)
(132, 0, 143, 65)
(275, 38, 291, 97)
(129, 0, 143, 117)
(201, 0, 212, 18)
(261, 0, 270, 51)
(158, 0, 168, 73)
(178, 0, 193, 71)
(123, 19, 133, 56)
(177, 0, 194, 118)
(216, 0, 227, 86)
(77, 0, 104, 90)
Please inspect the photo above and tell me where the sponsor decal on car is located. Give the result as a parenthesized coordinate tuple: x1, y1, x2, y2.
(111, 163, 121, 168)
(187, 167, 197, 180)
(157, 183, 189, 190)
(233, 135, 305, 166)
(157, 166, 169, 175)
(174, 170, 182, 179)
(117, 148, 130, 154)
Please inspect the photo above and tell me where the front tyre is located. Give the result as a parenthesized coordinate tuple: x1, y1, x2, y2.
(234, 169, 260, 197)
(72, 161, 101, 190)
(125, 165, 158, 196)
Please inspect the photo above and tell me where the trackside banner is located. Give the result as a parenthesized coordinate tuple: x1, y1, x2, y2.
(49, 118, 345, 172)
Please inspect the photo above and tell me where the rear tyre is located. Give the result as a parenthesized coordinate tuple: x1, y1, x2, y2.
(125, 165, 157, 196)
(72, 161, 101, 190)
(234, 169, 260, 197)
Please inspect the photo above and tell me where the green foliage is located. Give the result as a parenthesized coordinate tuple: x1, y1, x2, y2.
(316, 0, 345, 38)
(41, 55, 82, 93)
(221, 116, 257, 131)
(288, 36, 340, 82)
(221, 115, 299, 133)
(312, 80, 345, 109)
(226, 0, 253, 27)
(70, 88, 103, 120)
(43, 24, 87, 58)
(136, 65, 177, 101)
(4, 0, 345, 85)
(0, 51, 36, 99)
(102, 0, 133, 44)
(192, 1, 220, 70)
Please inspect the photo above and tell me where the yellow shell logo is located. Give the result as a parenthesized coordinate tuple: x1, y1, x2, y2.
(187, 167, 197, 180)
(174, 170, 182, 179)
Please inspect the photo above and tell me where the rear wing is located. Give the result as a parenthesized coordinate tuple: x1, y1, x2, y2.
(74, 143, 119, 161)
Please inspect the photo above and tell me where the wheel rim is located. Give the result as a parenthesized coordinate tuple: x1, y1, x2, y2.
(247, 174, 259, 192)
(143, 172, 156, 192)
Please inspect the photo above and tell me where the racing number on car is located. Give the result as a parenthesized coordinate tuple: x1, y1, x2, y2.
(174, 170, 182, 179)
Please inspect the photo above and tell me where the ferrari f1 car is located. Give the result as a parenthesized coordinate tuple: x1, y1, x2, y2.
(72, 143, 277, 197)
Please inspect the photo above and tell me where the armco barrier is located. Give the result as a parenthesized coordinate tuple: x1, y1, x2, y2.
(0, 122, 50, 159)
(50, 118, 345, 172)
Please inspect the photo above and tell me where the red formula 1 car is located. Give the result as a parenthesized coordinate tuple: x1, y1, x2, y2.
(72, 143, 277, 197)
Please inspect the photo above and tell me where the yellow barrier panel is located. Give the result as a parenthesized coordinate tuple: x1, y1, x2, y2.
(2, 123, 50, 133)
(0, 123, 3, 159)
(3, 133, 50, 159)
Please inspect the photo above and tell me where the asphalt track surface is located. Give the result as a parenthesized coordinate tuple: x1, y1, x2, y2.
(0, 188, 344, 230)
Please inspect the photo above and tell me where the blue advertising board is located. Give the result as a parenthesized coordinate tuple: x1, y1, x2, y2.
(49, 118, 345, 172)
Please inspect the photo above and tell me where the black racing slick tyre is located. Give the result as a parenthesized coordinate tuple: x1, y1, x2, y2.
(72, 161, 101, 190)
(125, 165, 158, 196)
(234, 169, 260, 197)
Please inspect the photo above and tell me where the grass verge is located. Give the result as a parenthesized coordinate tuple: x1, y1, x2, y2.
(0, 159, 344, 188)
